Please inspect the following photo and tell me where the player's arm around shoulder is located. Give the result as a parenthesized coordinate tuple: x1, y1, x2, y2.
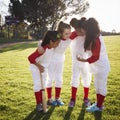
(37, 42, 45, 54)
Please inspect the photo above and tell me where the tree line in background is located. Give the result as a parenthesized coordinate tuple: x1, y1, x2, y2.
(101, 30, 120, 36)
(0, 0, 89, 40)
(0, 0, 120, 41)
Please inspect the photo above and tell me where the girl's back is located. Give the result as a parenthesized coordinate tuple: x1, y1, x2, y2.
(86, 35, 110, 73)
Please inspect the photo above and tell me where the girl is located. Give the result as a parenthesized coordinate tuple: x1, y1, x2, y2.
(28, 31, 61, 111)
(69, 17, 92, 107)
(77, 18, 110, 112)
(46, 22, 72, 106)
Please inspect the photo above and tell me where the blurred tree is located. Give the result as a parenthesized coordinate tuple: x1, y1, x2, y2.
(9, 0, 89, 39)
(0, 14, 2, 32)
(0, 15, 5, 37)
(112, 29, 116, 33)
(8, 0, 24, 39)
(50, 0, 89, 30)
(9, 0, 24, 22)
(21, 0, 89, 30)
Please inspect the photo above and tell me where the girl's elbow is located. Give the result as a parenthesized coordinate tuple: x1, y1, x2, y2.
(28, 55, 33, 63)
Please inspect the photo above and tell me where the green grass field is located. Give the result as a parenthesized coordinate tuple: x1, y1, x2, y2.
(0, 36, 120, 120)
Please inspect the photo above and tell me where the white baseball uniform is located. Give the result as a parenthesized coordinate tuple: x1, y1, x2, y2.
(46, 39, 71, 88)
(86, 35, 110, 96)
(70, 36, 92, 88)
(29, 42, 54, 92)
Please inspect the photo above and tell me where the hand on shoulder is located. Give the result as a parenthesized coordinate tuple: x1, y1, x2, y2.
(38, 45, 45, 54)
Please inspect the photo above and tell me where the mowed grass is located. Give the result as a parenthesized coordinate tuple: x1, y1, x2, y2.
(0, 35, 120, 120)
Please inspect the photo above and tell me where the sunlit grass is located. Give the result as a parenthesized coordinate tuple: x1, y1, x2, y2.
(0, 36, 120, 120)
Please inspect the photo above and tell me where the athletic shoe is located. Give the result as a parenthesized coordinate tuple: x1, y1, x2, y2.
(68, 99, 75, 107)
(36, 103, 43, 112)
(56, 98, 64, 106)
(90, 102, 96, 107)
(90, 103, 104, 109)
(83, 98, 91, 107)
(52, 98, 64, 106)
(86, 104, 104, 112)
(47, 98, 54, 105)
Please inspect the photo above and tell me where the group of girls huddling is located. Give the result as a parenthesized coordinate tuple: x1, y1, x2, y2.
(28, 17, 110, 113)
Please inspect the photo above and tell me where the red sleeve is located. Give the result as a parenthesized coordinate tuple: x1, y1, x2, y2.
(70, 31, 78, 40)
(28, 49, 43, 64)
(87, 38, 101, 64)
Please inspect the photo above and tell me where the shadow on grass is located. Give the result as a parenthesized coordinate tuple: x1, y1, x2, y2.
(77, 103, 86, 120)
(63, 107, 74, 120)
(93, 111, 102, 120)
(24, 106, 55, 120)
(0, 42, 37, 53)
(77, 103, 102, 120)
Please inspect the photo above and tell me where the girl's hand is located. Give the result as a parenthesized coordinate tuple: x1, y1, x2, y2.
(38, 44, 45, 54)
(38, 64, 45, 72)
(35, 62, 45, 72)
(76, 55, 87, 62)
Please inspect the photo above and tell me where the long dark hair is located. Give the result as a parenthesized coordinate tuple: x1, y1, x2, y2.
(70, 17, 86, 29)
(82, 18, 100, 51)
(41, 31, 61, 47)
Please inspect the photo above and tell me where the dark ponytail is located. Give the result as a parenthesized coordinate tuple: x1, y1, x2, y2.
(70, 18, 79, 29)
(70, 17, 86, 29)
(83, 18, 100, 51)
(41, 31, 61, 47)
(78, 17, 86, 28)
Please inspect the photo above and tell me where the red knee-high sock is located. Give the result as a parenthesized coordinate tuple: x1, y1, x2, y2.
(34, 90, 42, 104)
(84, 87, 89, 99)
(46, 87, 52, 99)
(97, 94, 105, 108)
(96, 93, 100, 103)
(71, 87, 77, 101)
(55, 87, 61, 99)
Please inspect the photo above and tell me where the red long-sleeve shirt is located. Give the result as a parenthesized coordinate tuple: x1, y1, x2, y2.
(87, 37, 101, 64)
(28, 31, 77, 64)
(28, 45, 49, 64)
(70, 31, 78, 40)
